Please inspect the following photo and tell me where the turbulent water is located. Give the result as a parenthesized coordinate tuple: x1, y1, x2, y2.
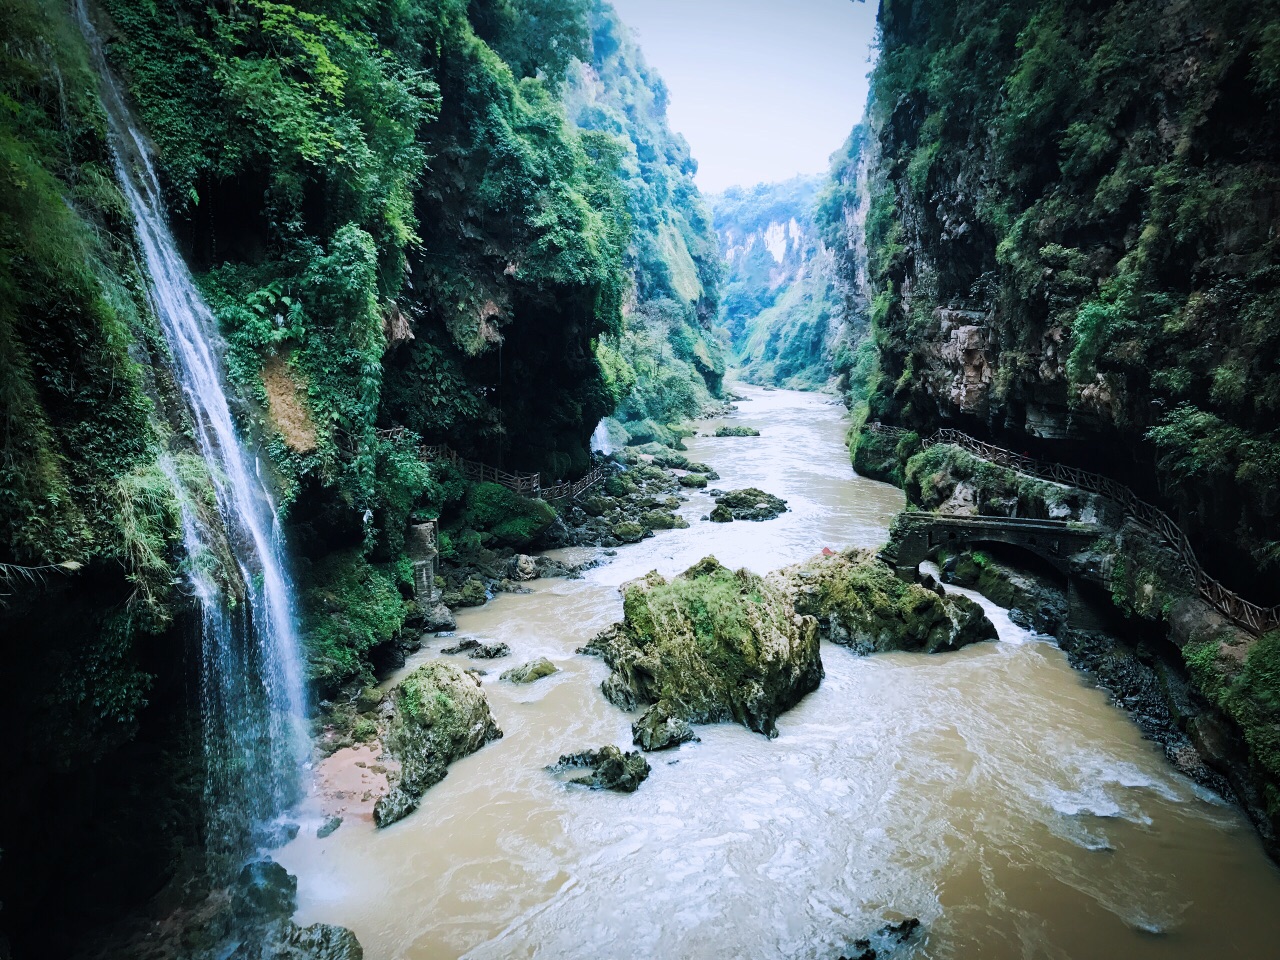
(79, 2, 307, 859)
(278, 387, 1280, 959)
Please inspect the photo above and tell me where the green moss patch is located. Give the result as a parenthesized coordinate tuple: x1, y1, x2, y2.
(583, 557, 823, 741)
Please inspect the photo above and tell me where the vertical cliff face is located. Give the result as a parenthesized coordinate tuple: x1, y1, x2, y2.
(564, 1, 726, 446)
(862, 0, 1280, 595)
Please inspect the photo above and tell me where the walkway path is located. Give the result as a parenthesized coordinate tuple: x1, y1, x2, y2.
(375, 428, 606, 503)
(867, 422, 1280, 633)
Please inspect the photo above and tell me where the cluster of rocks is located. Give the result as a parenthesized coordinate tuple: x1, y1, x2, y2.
(548, 746, 651, 792)
(581, 552, 998, 753)
(440, 637, 510, 659)
(437, 552, 585, 612)
(88, 859, 364, 960)
(707, 487, 788, 523)
(837, 917, 922, 960)
(553, 460, 695, 547)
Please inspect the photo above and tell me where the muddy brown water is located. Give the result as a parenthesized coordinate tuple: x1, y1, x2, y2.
(277, 386, 1280, 959)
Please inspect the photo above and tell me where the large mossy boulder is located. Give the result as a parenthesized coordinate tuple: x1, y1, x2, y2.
(788, 549, 997, 654)
(374, 660, 503, 827)
(583, 557, 823, 741)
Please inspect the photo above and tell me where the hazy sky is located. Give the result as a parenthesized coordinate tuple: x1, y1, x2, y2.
(610, 0, 878, 194)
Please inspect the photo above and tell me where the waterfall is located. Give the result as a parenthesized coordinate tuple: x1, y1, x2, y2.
(76, 3, 307, 863)
(591, 419, 614, 456)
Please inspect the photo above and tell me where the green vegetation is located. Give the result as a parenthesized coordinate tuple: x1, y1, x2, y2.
(713, 175, 853, 389)
(85, 0, 645, 686)
(298, 550, 409, 696)
(0, 0, 181, 613)
(565, 1, 726, 444)
(861, 0, 1280, 572)
(1184, 631, 1280, 818)
(584, 557, 823, 738)
(790, 548, 996, 654)
(448, 482, 556, 550)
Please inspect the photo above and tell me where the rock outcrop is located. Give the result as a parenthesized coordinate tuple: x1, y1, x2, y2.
(787, 549, 997, 654)
(582, 557, 824, 741)
(500, 657, 559, 684)
(549, 746, 651, 792)
(708, 488, 788, 522)
(374, 661, 503, 827)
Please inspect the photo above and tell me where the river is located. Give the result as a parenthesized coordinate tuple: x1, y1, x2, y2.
(277, 386, 1280, 959)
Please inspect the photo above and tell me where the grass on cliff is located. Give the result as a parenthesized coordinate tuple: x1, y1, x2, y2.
(1185, 630, 1280, 818)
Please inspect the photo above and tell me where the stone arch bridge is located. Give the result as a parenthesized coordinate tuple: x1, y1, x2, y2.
(881, 513, 1114, 633)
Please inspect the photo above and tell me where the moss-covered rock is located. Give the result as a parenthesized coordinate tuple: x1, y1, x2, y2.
(441, 577, 488, 608)
(452, 482, 556, 549)
(788, 549, 997, 654)
(500, 657, 558, 684)
(678, 473, 708, 488)
(640, 508, 688, 530)
(583, 557, 823, 739)
(374, 661, 502, 827)
(611, 521, 647, 543)
(549, 746, 651, 792)
(714, 426, 760, 437)
(604, 474, 639, 498)
(708, 504, 733, 523)
(710, 488, 788, 521)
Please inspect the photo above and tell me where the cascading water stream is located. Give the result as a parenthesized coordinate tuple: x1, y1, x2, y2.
(76, 1, 307, 864)
(590, 419, 614, 456)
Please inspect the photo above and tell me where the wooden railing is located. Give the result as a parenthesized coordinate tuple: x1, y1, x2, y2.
(867, 422, 1280, 634)
(376, 428, 604, 503)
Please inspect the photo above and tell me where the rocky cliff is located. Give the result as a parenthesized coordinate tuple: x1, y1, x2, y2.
(858, 0, 1280, 600)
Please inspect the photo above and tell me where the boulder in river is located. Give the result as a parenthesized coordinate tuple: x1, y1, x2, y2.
(421, 601, 456, 632)
(714, 425, 761, 437)
(549, 745, 651, 792)
(582, 557, 823, 740)
(611, 521, 648, 543)
(500, 657, 558, 683)
(710, 488, 788, 521)
(374, 660, 503, 827)
(788, 549, 996, 654)
(632, 705, 700, 751)
(441, 637, 510, 659)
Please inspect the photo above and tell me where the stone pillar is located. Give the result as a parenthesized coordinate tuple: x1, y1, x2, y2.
(406, 520, 439, 611)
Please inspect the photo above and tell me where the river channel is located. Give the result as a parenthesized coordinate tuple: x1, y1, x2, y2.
(277, 386, 1280, 959)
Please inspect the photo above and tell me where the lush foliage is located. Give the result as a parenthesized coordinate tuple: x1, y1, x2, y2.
(712, 176, 848, 390)
(863, 0, 1280, 576)
(94, 0, 639, 685)
(564, 1, 726, 441)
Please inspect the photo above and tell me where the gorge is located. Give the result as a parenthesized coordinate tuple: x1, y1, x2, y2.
(2, 1, 1280, 958)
